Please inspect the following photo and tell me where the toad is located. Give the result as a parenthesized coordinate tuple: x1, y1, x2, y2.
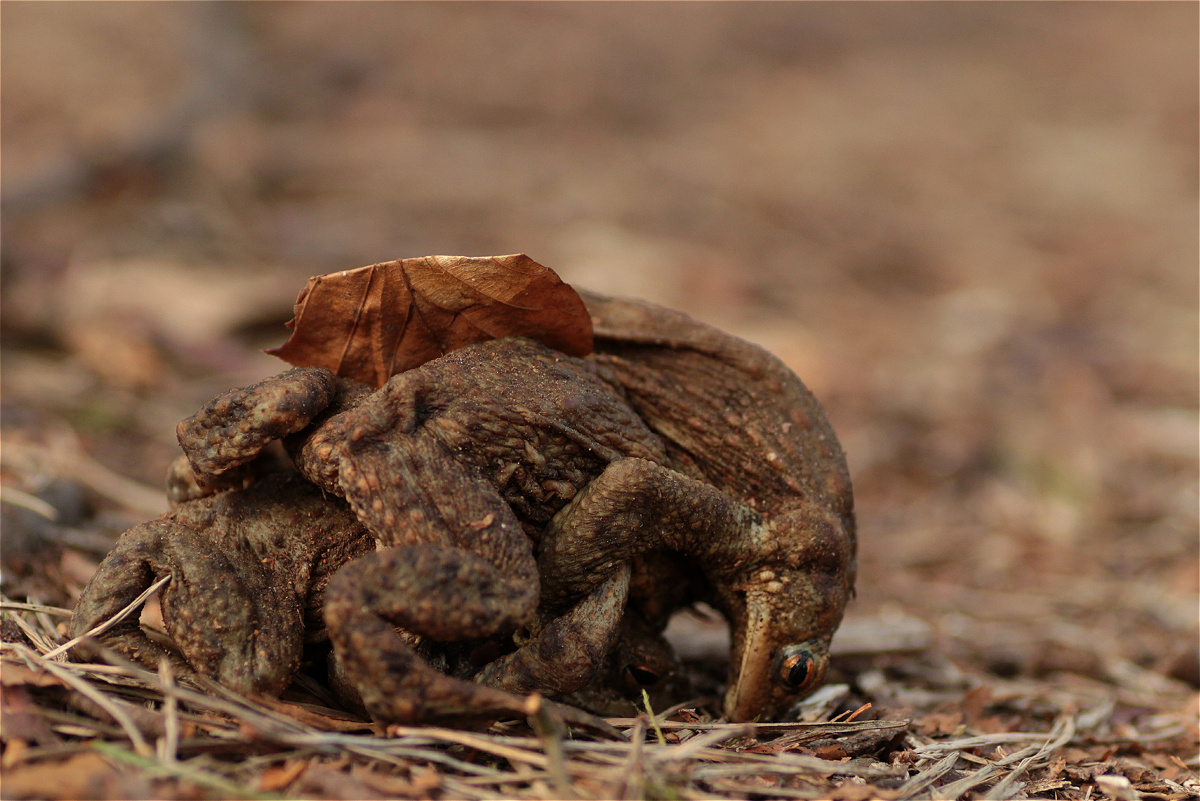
(69, 472, 375, 696)
(552, 292, 857, 721)
(72, 293, 855, 725)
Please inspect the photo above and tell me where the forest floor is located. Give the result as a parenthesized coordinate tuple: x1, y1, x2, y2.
(2, 4, 1197, 799)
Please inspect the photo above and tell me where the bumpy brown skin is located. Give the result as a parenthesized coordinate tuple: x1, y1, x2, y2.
(150, 341, 671, 727)
(558, 605, 686, 717)
(69, 473, 374, 696)
(536, 292, 857, 722)
(176, 367, 338, 479)
(84, 294, 854, 727)
(286, 338, 668, 725)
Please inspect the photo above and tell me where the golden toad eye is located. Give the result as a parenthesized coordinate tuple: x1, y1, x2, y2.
(773, 643, 825, 693)
(622, 664, 662, 691)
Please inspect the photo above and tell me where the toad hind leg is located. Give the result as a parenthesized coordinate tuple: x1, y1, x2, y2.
(323, 544, 543, 725)
(537, 457, 760, 606)
(474, 562, 631, 696)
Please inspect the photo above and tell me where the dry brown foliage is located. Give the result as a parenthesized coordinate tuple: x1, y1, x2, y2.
(267, 255, 592, 388)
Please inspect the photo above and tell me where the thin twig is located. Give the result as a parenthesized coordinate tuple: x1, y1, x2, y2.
(158, 658, 181, 766)
(14, 645, 154, 758)
(42, 574, 172, 660)
(526, 694, 574, 799)
(619, 719, 647, 800)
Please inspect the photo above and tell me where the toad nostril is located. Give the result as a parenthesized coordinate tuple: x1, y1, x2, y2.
(623, 664, 661, 689)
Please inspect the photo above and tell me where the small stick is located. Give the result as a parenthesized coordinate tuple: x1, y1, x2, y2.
(43, 574, 172, 660)
(17, 647, 153, 758)
(525, 694, 574, 800)
(157, 658, 181, 766)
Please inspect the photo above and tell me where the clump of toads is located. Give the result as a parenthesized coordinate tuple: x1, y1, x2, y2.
(71, 256, 856, 731)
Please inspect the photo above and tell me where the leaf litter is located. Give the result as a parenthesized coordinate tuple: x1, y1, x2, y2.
(4, 5, 1198, 797)
(3, 253, 1198, 799)
(3, 413, 1196, 799)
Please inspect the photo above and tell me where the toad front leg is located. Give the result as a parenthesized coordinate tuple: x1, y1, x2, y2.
(321, 435, 628, 730)
(177, 366, 338, 481)
(537, 458, 852, 722)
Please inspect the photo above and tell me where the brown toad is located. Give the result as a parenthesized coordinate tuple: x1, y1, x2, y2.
(72, 293, 855, 725)
(69, 472, 375, 695)
(165, 337, 669, 725)
(553, 292, 856, 721)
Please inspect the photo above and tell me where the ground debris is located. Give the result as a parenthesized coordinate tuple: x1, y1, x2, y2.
(2, 6, 1196, 799)
(2, 594, 1195, 800)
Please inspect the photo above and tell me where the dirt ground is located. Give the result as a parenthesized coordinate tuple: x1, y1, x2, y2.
(2, 4, 1197, 800)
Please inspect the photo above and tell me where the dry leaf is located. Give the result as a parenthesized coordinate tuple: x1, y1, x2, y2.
(267, 254, 593, 387)
(0, 663, 66, 689)
(0, 750, 129, 799)
(257, 759, 311, 792)
(1, 686, 62, 746)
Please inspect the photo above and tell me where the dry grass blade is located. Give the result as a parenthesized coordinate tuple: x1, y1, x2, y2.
(911, 730, 1056, 754)
(648, 725, 753, 762)
(6, 607, 63, 653)
(933, 746, 1039, 800)
(2, 537, 1190, 801)
(734, 748, 896, 777)
(2, 486, 61, 519)
(91, 742, 282, 800)
(11, 644, 154, 758)
(982, 715, 1077, 799)
(0, 600, 74, 617)
(896, 750, 961, 799)
(1, 434, 168, 517)
(60, 643, 315, 740)
(156, 659, 181, 765)
(525, 695, 574, 799)
(42, 574, 171, 660)
(897, 715, 1081, 800)
(384, 726, 552, 771)
(3, 605, 1192, 801)
(619, 719, 647, 800)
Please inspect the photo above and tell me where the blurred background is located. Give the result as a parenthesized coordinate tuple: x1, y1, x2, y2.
(3, 3, 1197, 703)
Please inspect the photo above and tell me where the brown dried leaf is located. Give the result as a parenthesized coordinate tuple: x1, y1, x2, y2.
(1, 686, 62, 746)
(0, 751, 129, 799)
(266, 254, 593, 387)
(257, 758, 311, 792)
(1, 662, 66, 688)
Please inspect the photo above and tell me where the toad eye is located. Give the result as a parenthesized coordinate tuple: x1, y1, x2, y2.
(622, 664, 662, 690)
(773, 643, 826, 693)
